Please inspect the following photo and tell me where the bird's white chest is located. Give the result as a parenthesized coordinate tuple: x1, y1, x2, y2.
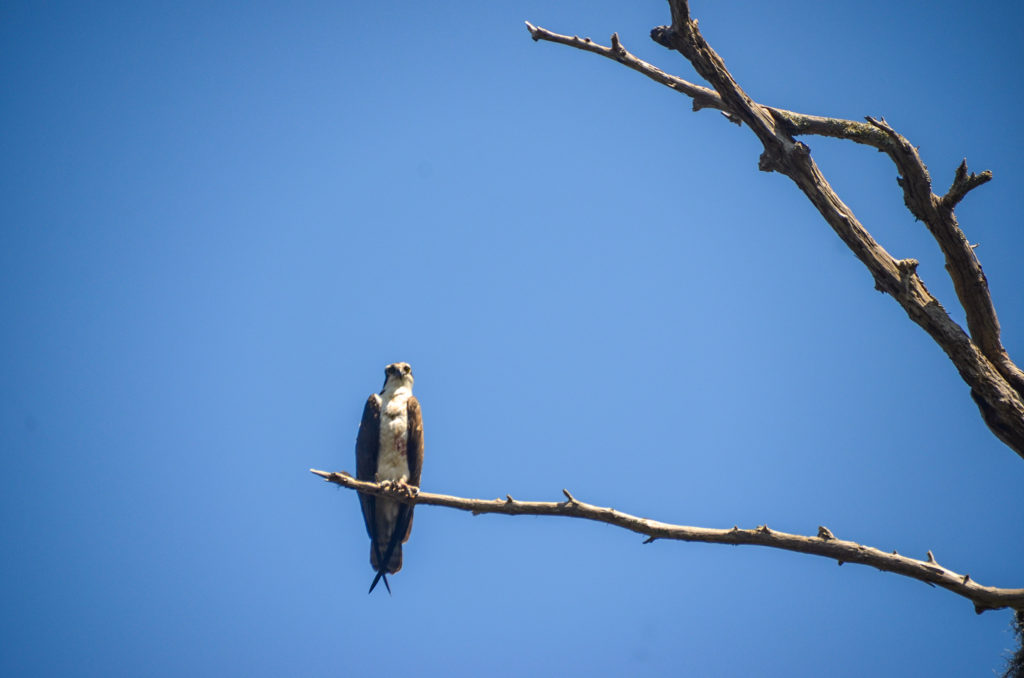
(377, 388, 411, 482)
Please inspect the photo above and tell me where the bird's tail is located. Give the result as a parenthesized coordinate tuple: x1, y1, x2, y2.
(368, 541, 391, 595)
(367, 505, 411, 595)
(370, 541, 403, 574)
(368, 542, 401, 594)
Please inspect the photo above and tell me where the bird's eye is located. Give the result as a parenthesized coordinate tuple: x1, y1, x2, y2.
(404, 365, 411, 374)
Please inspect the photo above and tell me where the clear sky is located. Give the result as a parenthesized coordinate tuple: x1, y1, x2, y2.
(2, 1, 1023, 676)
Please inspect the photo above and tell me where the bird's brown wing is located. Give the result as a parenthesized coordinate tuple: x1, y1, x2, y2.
(405, 396, 423, 486)
(400, 396, 423, 543)
(355, 394, 381, 541)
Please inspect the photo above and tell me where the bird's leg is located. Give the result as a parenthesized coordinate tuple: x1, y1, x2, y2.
(393, 474, 419, 499)
(377, 475, 418, 498)
(394, 482, 418, 499)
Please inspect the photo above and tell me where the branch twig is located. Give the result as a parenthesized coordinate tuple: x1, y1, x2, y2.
(312, 469, 1024, 613)
(524, 21, 734, 121)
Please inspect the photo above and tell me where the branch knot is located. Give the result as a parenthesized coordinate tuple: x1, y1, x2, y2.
(650, 25, 676, 49)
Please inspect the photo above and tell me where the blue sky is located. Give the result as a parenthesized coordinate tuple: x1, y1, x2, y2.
(2, 1, 1023, 676)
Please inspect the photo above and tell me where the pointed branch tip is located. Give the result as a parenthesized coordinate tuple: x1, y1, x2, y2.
(942, 158, 992, 208)
(610, 32, 624, 57)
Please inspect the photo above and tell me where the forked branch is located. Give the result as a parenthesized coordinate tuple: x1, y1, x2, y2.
(312, 469, 1024, 613)
(525, 4, 1024, 459)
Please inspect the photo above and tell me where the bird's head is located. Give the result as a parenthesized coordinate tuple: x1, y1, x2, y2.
(382, 362, 414, 392)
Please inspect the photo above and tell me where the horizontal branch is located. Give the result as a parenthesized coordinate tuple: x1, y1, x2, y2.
(312, 469, 1024, 613)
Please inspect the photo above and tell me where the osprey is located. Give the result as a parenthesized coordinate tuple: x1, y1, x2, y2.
(355, 362, 423, 594)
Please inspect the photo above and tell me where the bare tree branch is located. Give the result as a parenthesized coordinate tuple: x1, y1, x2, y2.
(524, 21, 734, 121)
(312, 469, 1024, 613)
(524, 5, 1024, 459)
(944, 159, 993, 210)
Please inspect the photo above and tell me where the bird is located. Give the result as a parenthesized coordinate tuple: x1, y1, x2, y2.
(355, 362, 423, 594)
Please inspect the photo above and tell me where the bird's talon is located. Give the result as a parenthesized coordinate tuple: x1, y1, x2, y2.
(395, 482, 419, 498)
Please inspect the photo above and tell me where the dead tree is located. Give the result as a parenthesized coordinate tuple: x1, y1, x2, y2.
(315, 0, 1023, 672)
(523, 2, 1024, 462)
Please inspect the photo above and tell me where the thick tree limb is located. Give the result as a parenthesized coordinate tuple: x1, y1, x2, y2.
(312, 469, 1024, 613)
(525, 5, 1024, 458)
